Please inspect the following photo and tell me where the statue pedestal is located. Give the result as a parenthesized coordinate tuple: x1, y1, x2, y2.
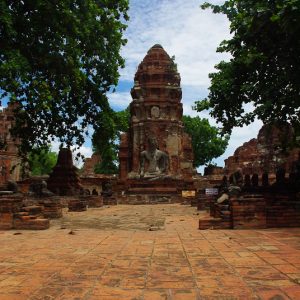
(117, 178, 194, 204)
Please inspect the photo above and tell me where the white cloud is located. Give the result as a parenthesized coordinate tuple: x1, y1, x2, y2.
(121, 0, 231, 87)
(50, 139, 61, 153)
(108, 91, 132, 111)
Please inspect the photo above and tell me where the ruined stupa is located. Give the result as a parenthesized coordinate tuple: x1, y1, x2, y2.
(118, 44, 194, 203)
(47, 148, 82, 196)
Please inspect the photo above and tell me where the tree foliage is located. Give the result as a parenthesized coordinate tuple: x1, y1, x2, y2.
(28, 146, 57, 176)
(92, 108, 130, 174)
(182, 115, 229, 167)
(195, 0, 300, 134)
(0, 0, 129, 156)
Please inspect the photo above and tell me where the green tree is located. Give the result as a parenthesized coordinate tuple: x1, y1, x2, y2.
(28, 146, 58, 176)
(92, 108, 130, 174)
(195, 0, 300, 134)
(0, 0, 129, 156)
(182, 115, 229, 167)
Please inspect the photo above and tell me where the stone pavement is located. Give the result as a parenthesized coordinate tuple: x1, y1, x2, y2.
(1, 204, 300, 300)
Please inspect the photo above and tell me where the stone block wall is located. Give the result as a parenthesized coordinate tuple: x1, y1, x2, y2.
(231, 195, 266, 229)
(199, 192, 300, 230)
(266, 194, 300, 227)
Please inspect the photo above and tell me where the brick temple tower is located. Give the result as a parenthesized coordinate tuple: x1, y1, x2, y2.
(0, 102, 21, 187)
(118, 44, 194, 203)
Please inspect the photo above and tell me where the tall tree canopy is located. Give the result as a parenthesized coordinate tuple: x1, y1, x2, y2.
(195, 0, 300, 134)
(92, 109, 228, 173)
(92, 108, 129, 174)
(0, 0, 129, 156)
(28, 146, 57, 176)
(182, 115, 229, 167)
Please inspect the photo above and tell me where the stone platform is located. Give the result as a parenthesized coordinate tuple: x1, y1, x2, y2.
(118, 179, 193, 204)
(1, 204, 300, 299)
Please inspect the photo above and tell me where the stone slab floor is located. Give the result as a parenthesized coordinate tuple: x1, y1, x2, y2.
(1, 204, 300, 300)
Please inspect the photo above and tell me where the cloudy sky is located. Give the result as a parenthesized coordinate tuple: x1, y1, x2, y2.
(106, 0, 263, 171)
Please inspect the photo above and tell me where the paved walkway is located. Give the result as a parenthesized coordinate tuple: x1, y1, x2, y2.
(1, 204, 300, 299)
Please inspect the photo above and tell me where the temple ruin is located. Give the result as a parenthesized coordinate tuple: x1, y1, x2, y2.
(118, 44, 194, 203)
(197, 123, 300, 230)
(1, 46, 299, 232)
(224, 123, 299, 177)
(0, 102, 21, 188)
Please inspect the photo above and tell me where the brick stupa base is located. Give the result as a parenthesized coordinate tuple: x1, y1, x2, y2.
(0, 194, 49, 230)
